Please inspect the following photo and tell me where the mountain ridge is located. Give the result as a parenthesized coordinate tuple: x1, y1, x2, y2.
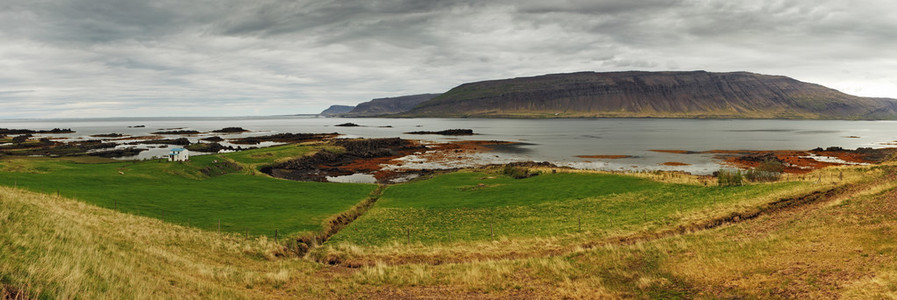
(398, 71, 897, 119)
(336, 93, 440, 117)
(320, 105, 355, 116)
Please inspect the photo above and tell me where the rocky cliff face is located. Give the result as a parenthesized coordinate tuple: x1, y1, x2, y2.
(320, 105, 355, 116)
(345, 94, 440, 117)
(404, 71, 897, 119)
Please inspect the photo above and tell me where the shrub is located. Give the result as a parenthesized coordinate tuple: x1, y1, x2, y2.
(744, 159, 784, 182)
(716, 169, 743, 187)
(503, 165, 538, 179)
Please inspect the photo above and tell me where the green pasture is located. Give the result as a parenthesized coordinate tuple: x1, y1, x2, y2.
(0, 153, 375, 237)
(328, 171, 809, 245)
(224, 143, 339, 171)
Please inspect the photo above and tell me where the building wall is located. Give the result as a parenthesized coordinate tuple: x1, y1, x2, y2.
(169, 151, 189, 161)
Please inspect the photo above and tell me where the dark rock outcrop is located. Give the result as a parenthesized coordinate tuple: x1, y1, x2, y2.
(211, 127, 248, 133)
(263, 138, 424, 182)
(0, 128, 74, 134)
(403, 71, 897, 119)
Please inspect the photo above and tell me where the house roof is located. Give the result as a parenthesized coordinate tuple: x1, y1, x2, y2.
(171, 148, 187, 152)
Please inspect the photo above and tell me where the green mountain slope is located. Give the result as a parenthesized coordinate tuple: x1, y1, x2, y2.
(402, 71, 897, 119)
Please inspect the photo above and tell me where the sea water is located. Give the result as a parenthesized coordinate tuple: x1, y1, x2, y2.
(3, 116, 896, 174)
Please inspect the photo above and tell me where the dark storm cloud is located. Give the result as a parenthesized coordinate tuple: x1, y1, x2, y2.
(1, 0, 895, 118)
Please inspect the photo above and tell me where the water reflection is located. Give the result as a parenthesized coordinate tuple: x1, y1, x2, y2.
(326, 173, 377, 184)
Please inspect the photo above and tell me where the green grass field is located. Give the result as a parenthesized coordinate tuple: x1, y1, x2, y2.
(328, 171, 811, 245)
(224, 143, 340, 171)
(0, 153, 375, 237)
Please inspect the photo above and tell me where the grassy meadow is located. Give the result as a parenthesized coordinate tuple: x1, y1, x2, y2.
(345, 164, 897, 298)
(327, 170, 814, 247)
(0, 149, 375, 237)
(223, 143, 340, 173)
(2, 164, 896, 298)
(2, 137, 897, 298)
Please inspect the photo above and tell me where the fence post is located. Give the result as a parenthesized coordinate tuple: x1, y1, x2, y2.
(490, 224, 494, 240)
(275, 229, 278, 243)
(578, 215, 582, 232)
(406, 228, 411, 244)
(217, 219, 221, 233)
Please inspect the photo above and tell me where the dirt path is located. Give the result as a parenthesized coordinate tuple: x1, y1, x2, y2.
(291, 185, 386, 256)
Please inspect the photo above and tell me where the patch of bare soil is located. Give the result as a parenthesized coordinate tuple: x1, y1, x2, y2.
(1, 284, 31, 300)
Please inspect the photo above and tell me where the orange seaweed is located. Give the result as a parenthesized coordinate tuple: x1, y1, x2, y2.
(659, 162, 691, 166)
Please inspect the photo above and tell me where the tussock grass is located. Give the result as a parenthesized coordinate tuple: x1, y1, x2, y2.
(0, 186, 325, 299)
(312, 165, 897, 298)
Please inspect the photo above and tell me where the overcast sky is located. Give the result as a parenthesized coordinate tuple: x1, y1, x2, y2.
(2, 0, 896, 118)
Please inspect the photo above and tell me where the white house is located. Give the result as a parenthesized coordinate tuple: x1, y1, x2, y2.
(168, 148, 189, 162)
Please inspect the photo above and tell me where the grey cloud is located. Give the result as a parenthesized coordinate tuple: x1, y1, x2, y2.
(515, 0, 684, 14)
(0, 0, 896, 118)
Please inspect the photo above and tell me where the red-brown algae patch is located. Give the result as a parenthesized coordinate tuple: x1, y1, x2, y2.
(660, 162, 691, 166)
(649, 148, 895, 174)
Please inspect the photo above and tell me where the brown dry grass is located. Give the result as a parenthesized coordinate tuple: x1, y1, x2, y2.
(3, 163, 897, 298)
(0, 185, 328, 299)
(334, 164, 897, 298)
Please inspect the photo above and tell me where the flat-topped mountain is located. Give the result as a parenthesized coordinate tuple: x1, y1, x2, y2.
(401, 71, 897, 119)
(343, 94, 440, 117)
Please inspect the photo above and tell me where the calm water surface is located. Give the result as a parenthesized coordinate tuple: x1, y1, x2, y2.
(3, 116, 896, 174)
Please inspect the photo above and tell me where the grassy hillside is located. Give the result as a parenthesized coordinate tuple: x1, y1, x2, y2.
(344, 165, 897, 298)
(2, 165, 896, 298)
(402, 71, 897, 119)
(328, 171, 809, 246)
(0, 186, 334, 299)
(224, 143, 340, 172)
(0, 152, 375, 237)
(314, 168, 872, 266)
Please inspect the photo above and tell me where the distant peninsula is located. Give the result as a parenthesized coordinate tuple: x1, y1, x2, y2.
(320, 94, 439, 117)
(329, 71, 897, 120)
